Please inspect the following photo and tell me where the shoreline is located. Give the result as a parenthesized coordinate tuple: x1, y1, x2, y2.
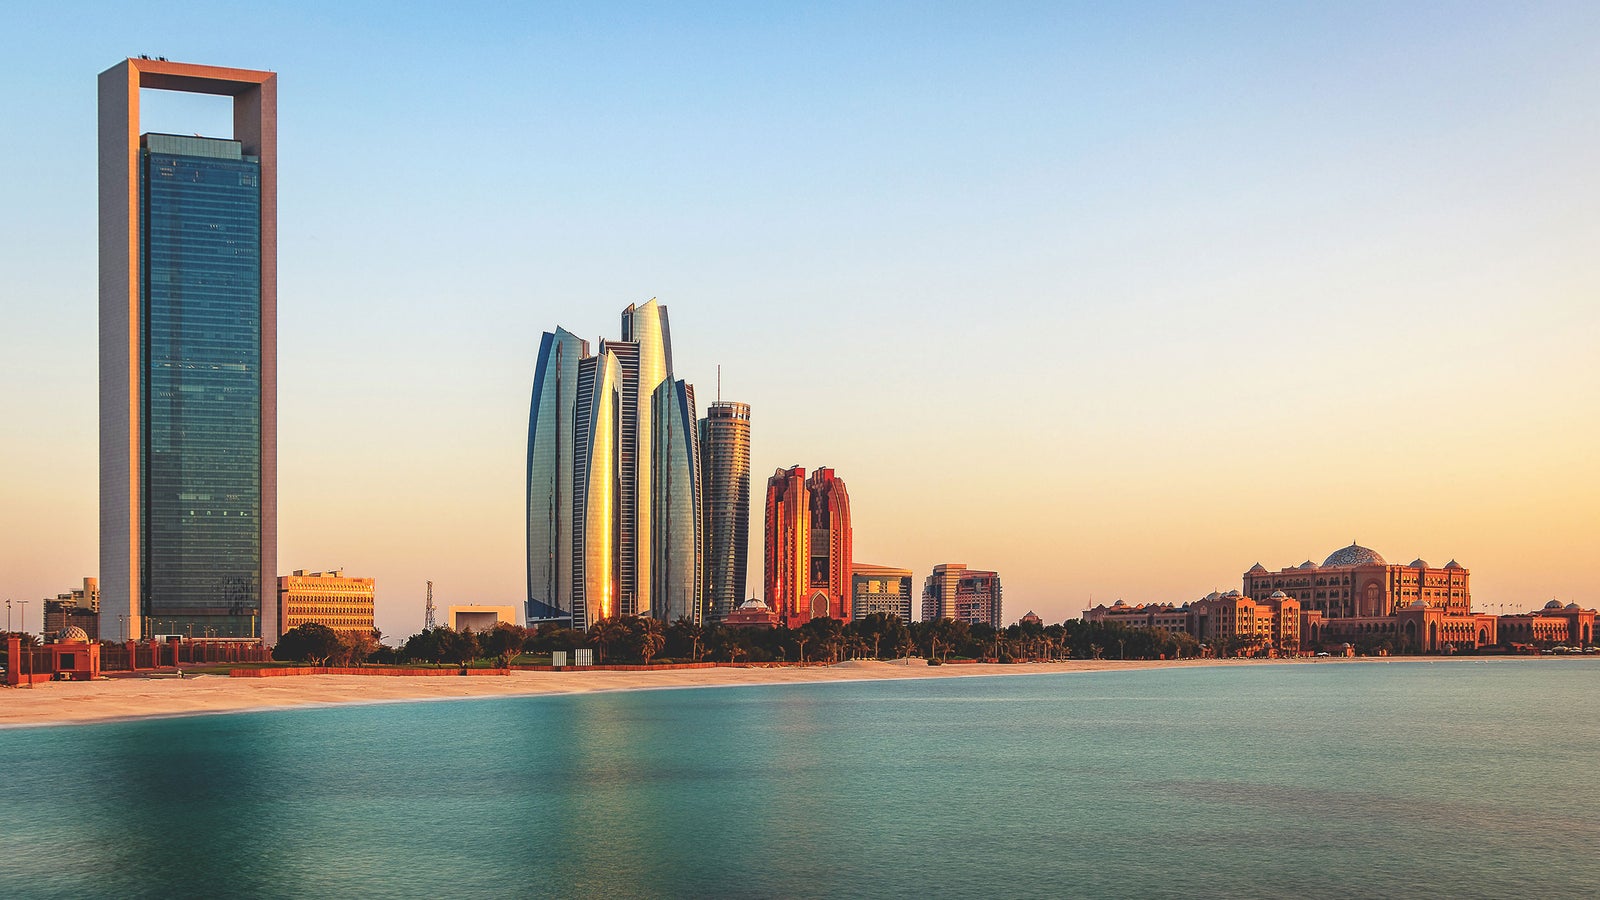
(0, 655, 1586, 730)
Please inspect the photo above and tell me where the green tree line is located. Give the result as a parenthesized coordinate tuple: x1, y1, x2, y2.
(272, 614, 1205, 666)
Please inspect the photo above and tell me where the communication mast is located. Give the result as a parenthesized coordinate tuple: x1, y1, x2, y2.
(424, 581, 437, 629)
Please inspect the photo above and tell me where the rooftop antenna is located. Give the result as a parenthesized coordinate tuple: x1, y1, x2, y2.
(424, 581, 436, 629)
(717, 364, 721, 403)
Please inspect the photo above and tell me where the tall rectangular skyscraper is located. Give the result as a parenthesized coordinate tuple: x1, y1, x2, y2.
(699, 401, 751, 623)
(99, 59, 277, 642)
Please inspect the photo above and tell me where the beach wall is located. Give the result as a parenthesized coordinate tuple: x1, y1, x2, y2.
(231, 666, 511, 677)
(229, 661, 842, 677)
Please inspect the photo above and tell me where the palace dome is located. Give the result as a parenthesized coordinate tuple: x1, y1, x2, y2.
(1269, 590, 1288, 599)
(1409, 558, 1429, 569)
(1443, 560, 1463, 570)
(1545, 599, 1565, 610)
(1323, 542, 1386, 568)
(1409, 599, 1428, 609)
(1566, 603, 1580, 611)
(1247, 563, 1268, 574)
(737, 598, 771, 611)
(55, 625, 90, 643)
(1297, 560, 1318, 570)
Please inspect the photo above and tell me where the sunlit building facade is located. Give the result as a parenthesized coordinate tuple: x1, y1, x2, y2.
(763, 466, 853, 628)
(526, 300, 701, 629)
(1498, 600, 1595, 647)
(526, 328, 588, 623)
(851, 563, 913, 623)
(699, 401, 751, 624)
(276, 570, 375, 636)
(807, 468, 853, 624)
(572, 350, 621, 628)
(1242, 543, 1471, 619)
(1245, 543, 1490, 652)
(764, 466, 809, 627)
(99, 59, 277, 643)
(921, 564, 1002, 628)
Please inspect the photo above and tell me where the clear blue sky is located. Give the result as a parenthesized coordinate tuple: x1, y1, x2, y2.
(2, 2, 1598, 638)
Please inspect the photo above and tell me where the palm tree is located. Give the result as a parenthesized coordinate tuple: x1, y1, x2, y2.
(634, 618, 665, 666)
(589, 617, 622, 663)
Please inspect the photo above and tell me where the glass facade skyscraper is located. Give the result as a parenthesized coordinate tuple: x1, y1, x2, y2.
(699, 401, 750, 623)
(571, 351, 621, 628)
(652, 379, 701, 623)
(100, 60, 277, 642)
(526, 300, 701, 629)
(141, 134, 263, 636)
(526, 328, 588, 622)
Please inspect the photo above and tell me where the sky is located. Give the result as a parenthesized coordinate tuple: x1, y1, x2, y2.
(2, 2, 1598, 639)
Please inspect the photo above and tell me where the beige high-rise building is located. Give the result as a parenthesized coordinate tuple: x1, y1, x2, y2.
(921, 564, 1003, 628)
(851, 564, 913, 623)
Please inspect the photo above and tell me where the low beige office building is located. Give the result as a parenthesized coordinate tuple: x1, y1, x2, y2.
(449, 605, 518, 632)
(276, 570, 376, 639)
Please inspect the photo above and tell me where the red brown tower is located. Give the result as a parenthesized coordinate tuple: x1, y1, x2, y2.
(764, 466, 853, 628)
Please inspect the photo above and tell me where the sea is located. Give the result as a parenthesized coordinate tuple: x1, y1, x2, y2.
(1, 658, 1596, 899)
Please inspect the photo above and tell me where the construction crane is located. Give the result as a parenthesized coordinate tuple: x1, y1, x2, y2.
(424, 581, 436, 629)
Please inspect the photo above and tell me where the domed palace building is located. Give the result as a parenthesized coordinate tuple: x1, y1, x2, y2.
(1243, 543, 1496, 652)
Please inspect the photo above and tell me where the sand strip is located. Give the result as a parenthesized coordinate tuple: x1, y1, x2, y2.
(0, 655, 1575, 729)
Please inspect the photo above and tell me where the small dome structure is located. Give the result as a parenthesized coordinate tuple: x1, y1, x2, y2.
(1409, 599, 1428, 609)
(1297, 560, 1318, 570)
(1443, 560, 1463, 569)
(1247, 563, 1268, 574)
(55, 625, 90, 643)
(1324, 542, 1386, 568)
(1566, 603, 1580, 611)
(1409, 558, 1429, 569)
(1225, 589, 1241, 597)
(737, 598, 771, 611)
(1269, 590, 1288, 599)
(1545, 599, 1565, 610)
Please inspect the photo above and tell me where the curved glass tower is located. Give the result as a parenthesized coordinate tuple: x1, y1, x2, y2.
(618, 300, 671, 618)
(526, 299, 700, 629)
(652, 379, 701, 623)
(572, 350, 621, 628)
(526, 328, 587, 623)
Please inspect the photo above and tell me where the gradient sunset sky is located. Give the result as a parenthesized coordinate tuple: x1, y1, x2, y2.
(2, 2, 1597, 639)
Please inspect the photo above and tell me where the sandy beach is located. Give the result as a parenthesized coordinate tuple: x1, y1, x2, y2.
(4, 654, 1578, 729)
(0, 658, 1312, 728)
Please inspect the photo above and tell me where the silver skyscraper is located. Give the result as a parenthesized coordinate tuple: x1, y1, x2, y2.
(699, 401, 750, 623)
(526, 300, 701, 628)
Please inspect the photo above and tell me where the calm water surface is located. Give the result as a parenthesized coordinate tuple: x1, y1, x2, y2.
(2, 659, 1597, 899)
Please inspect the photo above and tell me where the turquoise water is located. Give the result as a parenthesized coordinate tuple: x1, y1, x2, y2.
(2, 659, 1597, 899)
